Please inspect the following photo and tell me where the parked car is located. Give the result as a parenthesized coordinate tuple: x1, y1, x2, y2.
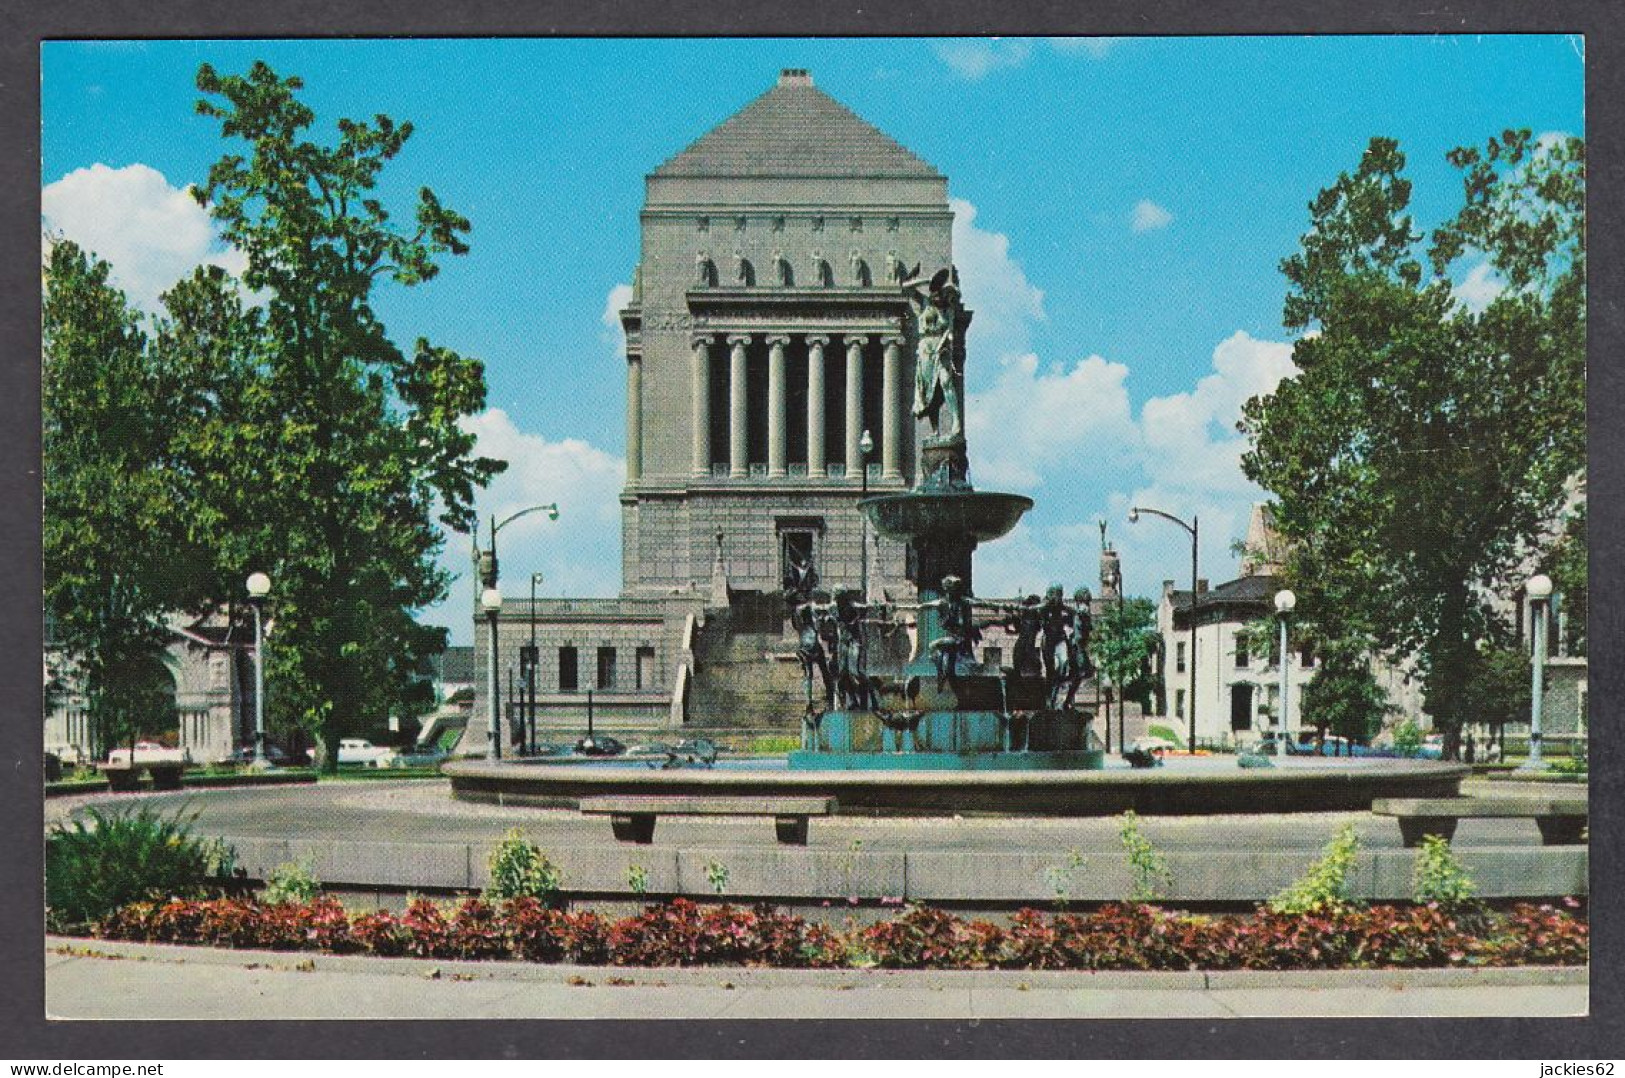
(106, 741, 189, 766)
(229, 743, 296, 767)
(45, 743, 86, 767)
(1127, 736, 1178, 756)
(305, 738, 393, 767)
(376, 744, 451, 769)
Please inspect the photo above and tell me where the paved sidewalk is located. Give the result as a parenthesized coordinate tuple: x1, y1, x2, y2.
(45, 938, 1587, 1021)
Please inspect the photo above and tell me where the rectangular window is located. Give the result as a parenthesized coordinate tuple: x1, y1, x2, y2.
(636, 646, 656, 691)
(1300, 645, 1315, 669)
(1176, 642, 1187, 674)
(558, 646, 578, 692)
(597, 646, 617, 690)
(1235, 636, 1250, 668)
(982, 646, 1003, 669)
(1175, 689, 1186, 719)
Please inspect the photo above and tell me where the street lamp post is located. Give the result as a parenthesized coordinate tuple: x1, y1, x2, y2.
(1129, 506, 1199, 754)
(1519, 574, 1553, 773)
(481, 587, 504, 760)
(246, 572, 271, 769)
(524, 572, 544, 756)
(476, 503, 560, 759)
(1274, 589, 1296, 756)
(858, 429, 875, 601)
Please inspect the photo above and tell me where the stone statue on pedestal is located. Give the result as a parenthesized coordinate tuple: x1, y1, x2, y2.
(908, 266, 965, 445)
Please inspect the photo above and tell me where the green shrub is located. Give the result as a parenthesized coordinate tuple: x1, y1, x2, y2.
(1119, 811, 1172, 902)
(1041, 847, 1086, 910)
(1147, 724, 1179, 744)
(46, 805, 236, 928)
(1269, 824, 1362, 915)
(1392, 719, 1423, 758)
(485, 829, 562, 903)
(1553, 742, 1588, 776)
(627, 863, 650, 897)
(704, 859, 730, 895)
(262, 859, 322, 906)
(1410, 834, 1477, 909)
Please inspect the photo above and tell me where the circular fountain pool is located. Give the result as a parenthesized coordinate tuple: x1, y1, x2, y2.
(444, 754, 1469, 816)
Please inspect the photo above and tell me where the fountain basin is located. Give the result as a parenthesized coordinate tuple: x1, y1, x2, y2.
(445, 756, 1469, 816)
(860, 490, 1033, 543)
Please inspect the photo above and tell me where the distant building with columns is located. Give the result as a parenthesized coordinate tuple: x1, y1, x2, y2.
(469, 70, 957, 747)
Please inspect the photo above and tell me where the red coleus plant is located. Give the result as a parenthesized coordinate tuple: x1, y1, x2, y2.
(89, 895, 1587, 971)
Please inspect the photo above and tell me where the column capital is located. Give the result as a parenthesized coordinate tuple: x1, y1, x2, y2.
(842, 334, 872, 349)
(727, 333, 754, 348)
(804, 334, 831, 348)
(765, 334, 792, 348)
(690, 333, 716, 348)
(880, 335, 907, 349)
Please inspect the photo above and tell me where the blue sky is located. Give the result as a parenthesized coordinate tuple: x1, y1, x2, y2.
(42, 37, 1585, 644)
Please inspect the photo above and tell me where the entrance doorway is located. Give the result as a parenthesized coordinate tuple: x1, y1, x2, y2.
(1230, 683, 1254, 732)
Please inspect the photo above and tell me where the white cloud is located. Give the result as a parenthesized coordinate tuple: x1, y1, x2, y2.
(1453, 260, 1504, 313)
(969, 331, 1298, 600)
(42, 163, 246, 315)
(1048, 37, 1117, 58)
(422, 408, 625, 643)
(966, 352, 1138, 488)
(950, 197, 1045, 357)
(601, 282, 633, 349)
(1131, 199, 1174, 233)
(934, 39, 1033, 80)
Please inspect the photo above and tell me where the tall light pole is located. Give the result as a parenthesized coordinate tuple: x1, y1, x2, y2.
(482, 503, 560, 593)
(476, 503, 559, 759)
(1519, 573, 1553, 772)
(481, 587, 504, 760)
(246, 572, 271, 769)
(1129, 506, 1199, 754)
(858, 429, 875, 601)
(525, 571, 544, 756)
(1274, 589, 1296, 756)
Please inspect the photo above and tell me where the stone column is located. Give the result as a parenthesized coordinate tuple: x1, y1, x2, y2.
(767, 334, 790, 478)
(690, 336, 712, 478)
(625, 350, 643, 483)
(806, 335, 828, 478)
(728, 334, 750, 479)
(881, 335, 905, 481)
(844, 335, 868, 480)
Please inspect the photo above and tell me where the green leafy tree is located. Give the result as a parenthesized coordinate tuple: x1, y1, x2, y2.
(1089, 597, 1159, 710)
(190, 63, 505, 769)
(1299, 638, 1390, 749)
(44, 241, 198, 757)
(1456, 642, 1531, 756)
(1240, 131, 1584, 760)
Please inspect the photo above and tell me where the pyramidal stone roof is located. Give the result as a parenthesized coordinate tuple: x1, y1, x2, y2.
(653, 69, 942, 180)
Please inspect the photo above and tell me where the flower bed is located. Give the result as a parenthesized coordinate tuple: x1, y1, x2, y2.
(88, 895, 1587, 971)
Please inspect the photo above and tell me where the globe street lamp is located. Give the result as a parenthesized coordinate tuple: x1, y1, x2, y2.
(1274, 589, 1297, 756)
(1129, 506, 1199, 754)
(246, 572, 271, 769)
(1519, 574, 1554, 773)
(859, 428, 875, 601)
(481, 587, 505, 760)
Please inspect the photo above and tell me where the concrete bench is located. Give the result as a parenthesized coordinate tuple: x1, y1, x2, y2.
(1371, 797, 1588, 847)
(579, 795, 838, 846)
(102, 762, 187, 792)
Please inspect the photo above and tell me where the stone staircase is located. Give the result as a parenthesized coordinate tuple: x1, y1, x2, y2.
(683, 612, 810, 730)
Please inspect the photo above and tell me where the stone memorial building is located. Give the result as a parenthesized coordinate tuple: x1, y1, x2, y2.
(469, 70, 958, 746)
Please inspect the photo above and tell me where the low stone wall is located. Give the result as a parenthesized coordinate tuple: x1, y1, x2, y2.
(218, 834, 1587, 907)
